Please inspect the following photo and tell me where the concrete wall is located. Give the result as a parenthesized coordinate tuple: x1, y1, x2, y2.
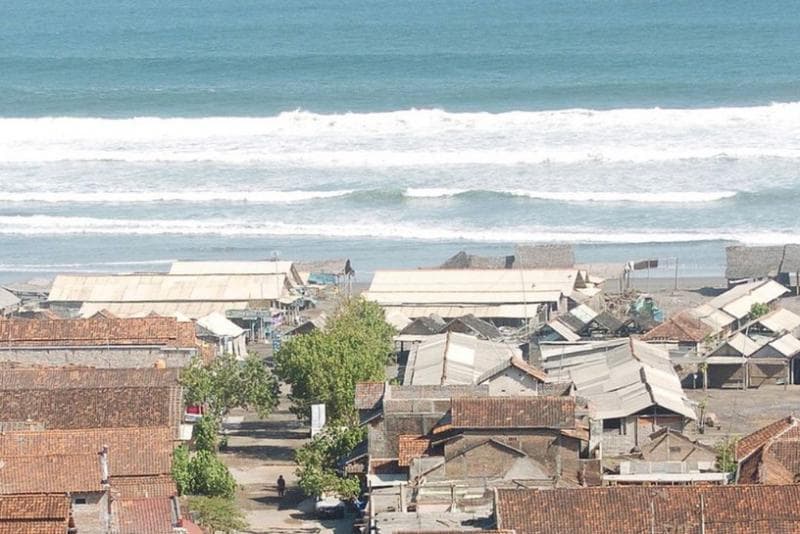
(0, 346, 196, 368)
(486, 368, 541, 396)
(72, 492, 107, 533)
(602, 416, 685, 457)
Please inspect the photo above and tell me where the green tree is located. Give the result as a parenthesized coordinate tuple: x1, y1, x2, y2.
(187, 496, 247, 534)
(295, 422, 364, 498)
(172, 445, 191, 496)
(275, 297, 395, 421)
(715, 436, 739, 474)
(749, 302, 770, 320)
(188, 450, 238, 498)
(193, 416, 219, 452)
(181, 353, 280, 421)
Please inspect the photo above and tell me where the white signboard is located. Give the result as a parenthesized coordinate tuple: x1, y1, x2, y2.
(311, 403, 326, 437)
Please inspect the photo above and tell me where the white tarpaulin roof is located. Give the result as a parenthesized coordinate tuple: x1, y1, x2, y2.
(708, 280, 788, 320)
(758, 308, 800, 334)
(197, 312, 246, 338)
(169, 260, 303, 286)
(0, 287, 20, 310)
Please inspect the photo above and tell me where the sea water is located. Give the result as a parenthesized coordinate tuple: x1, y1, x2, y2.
(0, 0, 798, 281)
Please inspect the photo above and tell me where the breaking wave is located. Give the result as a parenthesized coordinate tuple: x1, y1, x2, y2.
(0, 214, 796, 245)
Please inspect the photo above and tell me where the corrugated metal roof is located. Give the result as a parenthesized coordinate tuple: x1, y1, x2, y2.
(722, 281, 789, 320)
(765, 334, 800, 358)
(169, 260, 303, 286)
(404, 332, 520, 386)
(758, 308, 800, 334)
(50, 273, 290, 303)
(568, 340, 696, 420)
(367, 269, 586, 307)
(379, 304, 542, 319)
(80, 301, 250, 319)
(693, 304, 735, 332)
(547, 319, 582, 342)
(718, 333, 764, 357)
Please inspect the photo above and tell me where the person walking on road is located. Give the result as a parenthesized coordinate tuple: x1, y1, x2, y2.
(277, 475, 286, 497)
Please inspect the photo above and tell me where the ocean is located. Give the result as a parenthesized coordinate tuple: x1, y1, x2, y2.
(1, 0, 799, 282)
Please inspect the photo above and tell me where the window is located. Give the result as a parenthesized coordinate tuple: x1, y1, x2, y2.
(73, 497, 87, 505)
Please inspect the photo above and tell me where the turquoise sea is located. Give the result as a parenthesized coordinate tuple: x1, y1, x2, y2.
(0, 0, 799, 281)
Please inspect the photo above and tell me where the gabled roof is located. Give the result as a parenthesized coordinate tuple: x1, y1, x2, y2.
(398, 435, 431, 466)
(569, 339, 696, 420)
(0, 494, 70, 534)
(403, 332, 521, 385)
(441, 314, 502, 340)
(590, 311, 625, 333)
(476, 356, 549, 385)
(196, 312, 246, 338)
(450, 396, 575, 430)
(640, 310, 713, 343)
(0, 287, 20, 310)
(0, 316, 199, 348)
(399, 315, 447, 336)
(0, 427, 174, 477)
(495, 485, 800, 534)
(169, 259, 303, 286)
(737, 416, 800, 461)
(0, 367, 181, 430)
(0, 454, 103, 494)
(758, 308, 800, 334)
(355, 382, 386, 411)
(112, 495, 178, 534)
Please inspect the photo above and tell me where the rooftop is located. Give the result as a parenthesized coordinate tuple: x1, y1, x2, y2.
(0, 494, 70, 534)
(450, 396, 575, 430)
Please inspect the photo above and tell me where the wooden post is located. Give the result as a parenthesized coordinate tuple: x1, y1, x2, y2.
(674, 258, 679, 291)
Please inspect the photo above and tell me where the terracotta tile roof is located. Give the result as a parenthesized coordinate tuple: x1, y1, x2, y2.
(0, 494, 70, 534)
(113, 496, 176, 534)
(398, 435, 431, 466)
(0, 368, 182, 431)
(0, 427, 173, 477)
(450, 397, 575, 429)
(0, 367, 179, 389)
(736, 416, 800, 460)
(396, 531, 515, 534)
(477, 356, 549, 385)
(496, 485, 800, 534)
(112, 476, 178, 499)
(641, 310, 713, 343)
(0, 454, 102, 494)
(0, 316, 198, 348)
(355, 381, 385, 410)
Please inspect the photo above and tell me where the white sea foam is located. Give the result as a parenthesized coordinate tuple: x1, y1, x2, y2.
(405, 188, 737, 203)
(0, 215, 797, 245)
(0, 103, 797, 165)
(0, 190, 353, 203)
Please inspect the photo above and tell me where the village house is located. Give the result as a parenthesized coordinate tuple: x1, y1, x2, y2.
(535, 304, 631, 342)
(0, 367, 184, 438)
(408, 397, 585, 499)
(195, 311, 248, 359)
(0, 427, 178, 533)
(168, 259, 305, 288)
(494, 485, 800, 533)
(440, 244, 576, 271)
(546, 339, 696, 457)
(365, 268, 603, 327)
(735, 416, 800, 484)
(0, 315, 209, 368)
(0, 494, 73, 533)
(726, 244, 800, 288)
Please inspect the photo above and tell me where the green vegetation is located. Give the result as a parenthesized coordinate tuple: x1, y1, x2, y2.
(173, 443, 237, 499)
(172, 445, 192, 496)
(181, 353, 280, 421)
(193, 415, 219, 452)
(186, 496, 248, 534)
(715, 435, 739, 473)
(275, 297, 395, 422)
(749, 302, 770, 320)
(295, 422, 364, 499)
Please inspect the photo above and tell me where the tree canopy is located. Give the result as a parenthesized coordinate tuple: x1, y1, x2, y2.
(275, 297, 395, 422)
(181, 352, 280, 421)
(295, 422, 364, 499)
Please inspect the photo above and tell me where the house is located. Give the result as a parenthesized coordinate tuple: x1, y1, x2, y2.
(0, 494, 72, 533)
(411, 397, 585, 494)
(284, 312, 327, 337)
(536, 305, 630, 342)
(736, 416, 800, 484)
(726, 244, 800, 287)
(0, 367, 184, 437)
(365, 269, 602, 325)
(398, 315, 448, 337)
(494, 485, 800, 534)
(565, 339, 696, 456)
(0, 287, 20, 317)
(639, 428, 718, 466)
(47, 272, 299, 320)
(0, 427, 178, 533)
(0, 315, 208, 368)
(439, 245, 575, 270)
(440, 315, 502, 341)
(196, 312, 248, 358)
(402, 332, 522, 386)
(475, 356, 561, 396)
(111, 477, 184, 534)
